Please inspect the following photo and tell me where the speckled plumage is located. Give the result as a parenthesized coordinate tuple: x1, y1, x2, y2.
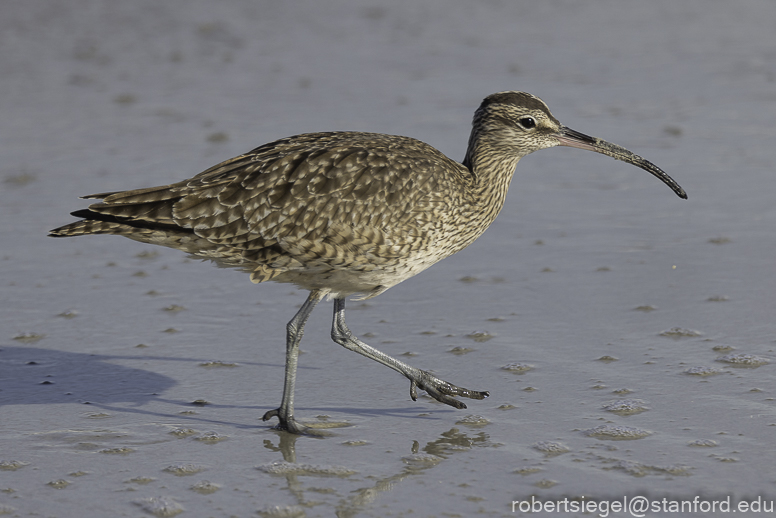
(55, 131, 498, 299)
(50, 91, 686, 434)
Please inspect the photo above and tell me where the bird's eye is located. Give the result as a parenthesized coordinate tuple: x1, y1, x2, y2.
(518, 117, 536, 129)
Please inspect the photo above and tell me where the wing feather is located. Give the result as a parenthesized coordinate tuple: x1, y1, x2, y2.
(56, 132, 471, 285)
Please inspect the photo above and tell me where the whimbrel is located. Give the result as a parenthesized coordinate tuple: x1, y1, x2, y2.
(50, 91, 687, 433)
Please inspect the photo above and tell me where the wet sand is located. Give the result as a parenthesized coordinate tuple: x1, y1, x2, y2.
(1, 1, 774, 516)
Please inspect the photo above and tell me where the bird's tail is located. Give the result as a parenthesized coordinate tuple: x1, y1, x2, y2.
(49, 214, 127, 237)
(48, 186, 186, 238)
(48, 208, 173, 237)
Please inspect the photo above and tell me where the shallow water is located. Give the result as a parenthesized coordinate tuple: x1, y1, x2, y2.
(2, 1, 775, 516)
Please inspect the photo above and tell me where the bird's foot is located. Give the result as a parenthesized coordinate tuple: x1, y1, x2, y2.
(262, 408, 310, 435)
(409, 371, 489, 409)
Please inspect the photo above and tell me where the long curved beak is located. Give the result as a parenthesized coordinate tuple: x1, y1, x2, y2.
(556, 126, 687, 199)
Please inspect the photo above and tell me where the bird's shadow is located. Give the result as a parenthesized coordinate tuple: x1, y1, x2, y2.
(0, 345, 176, 407)
(0, 345, 449, 429)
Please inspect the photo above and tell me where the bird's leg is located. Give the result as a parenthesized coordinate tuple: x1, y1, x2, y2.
(262, 289, 326, 433)
(331, 298, 489, 409)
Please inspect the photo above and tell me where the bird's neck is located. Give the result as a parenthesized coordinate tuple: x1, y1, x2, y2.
(463, 132, 521, 217)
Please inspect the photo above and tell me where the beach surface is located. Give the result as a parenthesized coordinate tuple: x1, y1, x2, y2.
(1, 1, 775, 516)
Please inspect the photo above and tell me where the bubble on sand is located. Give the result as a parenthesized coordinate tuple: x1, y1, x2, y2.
(607, 459, 692, 477)
(688, 439, 718, 447)
(134, 496, 184, 517)
(0, 460, 28, 471)
(512, 466, 542, 475)
(163, 464, 205, 476)
(99, 447, 134, 455)
(190, 480, 221, 494)
(601, 399, 650, 415)
(193, 432, 228, 443)
(532, 441, 570, 455)
(12, 332, 45, 343)
(125, 476, 156, 484)
(683, 366, 725, 376)
(584, 425, 652, 440)
(465, 330, 494, 342)
(660, 327, 703, 338)
(716, 353, 769, 367)
(83, 412, 113, 419)
(46, 479, 71, 489)
(168, 428, 197, 437)
(501, 362, 533, 374)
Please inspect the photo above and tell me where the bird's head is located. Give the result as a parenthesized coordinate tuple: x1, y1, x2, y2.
(467, 91, 687, 199)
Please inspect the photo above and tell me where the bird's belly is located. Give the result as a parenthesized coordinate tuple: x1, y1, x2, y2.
(271, 251, 442, 299)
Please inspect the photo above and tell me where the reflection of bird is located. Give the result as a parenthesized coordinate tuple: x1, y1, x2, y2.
(50, 91, 687, 433)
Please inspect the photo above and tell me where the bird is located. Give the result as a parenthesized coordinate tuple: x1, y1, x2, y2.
(50, 91, 687, 434)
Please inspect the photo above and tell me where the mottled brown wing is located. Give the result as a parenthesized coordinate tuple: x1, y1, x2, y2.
(175, 133, 460, 269)
(77, 132, 468, 282)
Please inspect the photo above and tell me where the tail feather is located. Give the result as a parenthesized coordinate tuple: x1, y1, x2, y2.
(84, 200, 175, 223)
(49, 180, 190, 238)
(81, 191, 120, 200)
(49, 217, 133, 237)
(49, 209, 192, 237)
(100, 184, 180, 205)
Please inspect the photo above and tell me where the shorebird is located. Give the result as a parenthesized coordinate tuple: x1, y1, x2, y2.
(50, 91, 687, 433)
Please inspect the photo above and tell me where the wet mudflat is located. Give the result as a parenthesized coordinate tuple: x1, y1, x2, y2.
(1, 1, 774, 516)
